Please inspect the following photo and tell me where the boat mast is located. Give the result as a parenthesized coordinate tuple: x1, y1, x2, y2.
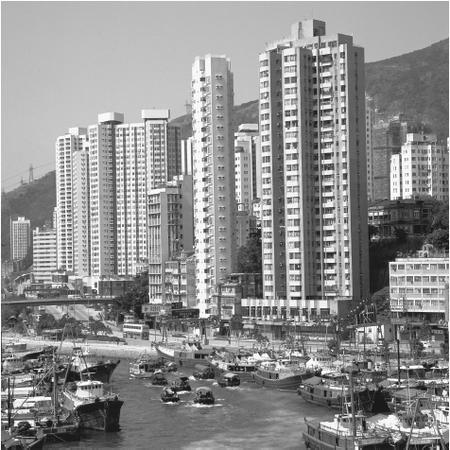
(52, 347, 57, 420)
(7, 377, 12, 428)
(349, 369, 356, 439)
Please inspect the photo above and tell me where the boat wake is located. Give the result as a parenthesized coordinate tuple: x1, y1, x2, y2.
(186, 403, 223, 408)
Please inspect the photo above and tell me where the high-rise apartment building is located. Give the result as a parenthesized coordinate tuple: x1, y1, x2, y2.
(192, 55, 236, 317)
(234, 124, 261, 213)
(144, 109, 181, 190)
(32, 225, 57, 282)
(365, 96, 375, 201)
(391, 133, 449, 202)
(259, 19, 369, 320)
(55, 127, 88, 272)
(88, 112, 123, 276)
(10, 216, 31, 261)
(115, 121, 147, 276)
(148, 175, 194, 303)
(72, 139, 90, 276)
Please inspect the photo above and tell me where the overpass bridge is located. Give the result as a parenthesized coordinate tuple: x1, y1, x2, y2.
(2, 296, 119, 307)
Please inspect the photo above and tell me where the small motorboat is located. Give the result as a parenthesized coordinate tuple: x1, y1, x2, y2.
(171, 376, 191, 393)
(160, 387, 180, 403)
(193, 387, 215, 405)
(150, 371, 168, 386)
(218, 372, 240, 388)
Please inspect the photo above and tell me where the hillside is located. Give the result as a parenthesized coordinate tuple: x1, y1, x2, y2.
(365, 39, 449, 139)
(1, 171, 56, 261)
(171, 39, 449, 139)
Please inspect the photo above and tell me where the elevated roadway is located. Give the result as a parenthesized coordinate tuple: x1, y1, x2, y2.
(2, 296, 118, 306)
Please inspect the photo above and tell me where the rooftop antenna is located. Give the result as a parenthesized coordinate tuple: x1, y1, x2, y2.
(29, 164, 34, 184)
(20, 177, 24, 186)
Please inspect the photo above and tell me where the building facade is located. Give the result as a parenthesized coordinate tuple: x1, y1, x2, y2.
(32, 226, 57, 283)
(390, 133, 449, 202)
(192, 55, 236, 317)
(234, 123, 261, 213)
(55, 128, 88, 272)
(148, 175, 194, 303)
(163, 252, 196, 308)
(389, 250, 449, 322)
(10, 216, 31, 261)
(372, 116, 408, 201)
(88, 112, 123, 276)
(259, 19, 369, 320)
(368, 198, 434, 239)
(365, 96, 374, 201)
(115, 122, 147, 276)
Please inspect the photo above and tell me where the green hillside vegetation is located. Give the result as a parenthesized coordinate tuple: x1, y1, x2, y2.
(365, 39, 449, 139)
(1, 171, 56, 261)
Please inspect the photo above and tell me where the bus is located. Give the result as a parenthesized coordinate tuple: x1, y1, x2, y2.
(122, 323, 150, 340)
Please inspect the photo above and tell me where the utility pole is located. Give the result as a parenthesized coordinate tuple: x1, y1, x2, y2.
(29, 164, 34, 184)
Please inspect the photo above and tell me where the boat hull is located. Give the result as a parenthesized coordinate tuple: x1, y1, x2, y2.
(209, 362, 256, 383)
(64, 360, 120, 383)
(253, 372, 310, 390)
(156, 346, 212, 369)
(62, 396, 123, 432)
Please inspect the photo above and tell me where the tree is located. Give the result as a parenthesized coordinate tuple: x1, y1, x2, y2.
(230, 314, 243, 335)
(327, 338, 339, 357)
(426, 229, 449, 251)
(89, 319, 112, 336)
(237, 228, 262, 274)
(36, 313, 58, 334)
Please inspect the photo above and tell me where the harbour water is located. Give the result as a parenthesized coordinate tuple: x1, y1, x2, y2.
(47, 357, 333, 449)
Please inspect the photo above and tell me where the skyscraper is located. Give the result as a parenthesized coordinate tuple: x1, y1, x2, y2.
(55, 127, 88, 272)
(192, 55, 236, 317)
(88, 112, 123, 276)
(10, 216, 31, 261)
(259, 19, 369, 320)
(115, 121, 147, 276)
(32, 225, 57, 282)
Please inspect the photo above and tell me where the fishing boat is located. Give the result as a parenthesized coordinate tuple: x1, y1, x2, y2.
(170, 377, 192, 393)
(61, 380, 123, 432)
(60, 347, 120, 383)
(155, 342, 213, 368)
(297, 374, 390, 413)
(129, 356, 165, 379)
(253, 359, 314, 390)
(193, 387, 215, 405)
(217, 373, 240, 388)
(160, 387, 180, 403)
(303, 412, 394, 449)
(208, 351, 259, 382)
(1, 422, 46, 449)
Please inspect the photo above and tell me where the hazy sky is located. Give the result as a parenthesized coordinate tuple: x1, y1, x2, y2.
(2, 1, 449, 191)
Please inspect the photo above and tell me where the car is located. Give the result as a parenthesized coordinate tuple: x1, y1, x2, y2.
(171, 332, 187, 339)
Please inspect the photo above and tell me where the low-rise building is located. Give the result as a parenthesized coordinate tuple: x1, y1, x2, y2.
(389, 247, 449, 322)
(368, 198, 434, 239)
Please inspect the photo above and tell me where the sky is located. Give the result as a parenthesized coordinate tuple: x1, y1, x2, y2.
(1, 1, 449, 191)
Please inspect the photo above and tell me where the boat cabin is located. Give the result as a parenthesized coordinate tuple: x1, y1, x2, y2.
(74, 380, 104, 399)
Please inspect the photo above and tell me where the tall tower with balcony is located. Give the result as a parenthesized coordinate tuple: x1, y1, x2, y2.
(259, 19, 369, 320)
(192, 55, 236, 317)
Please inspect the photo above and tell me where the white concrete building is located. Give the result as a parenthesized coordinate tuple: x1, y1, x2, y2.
(390, 133, 449, 202)
(115, 122, 147, 276)
(148, 175, 194, 303)
(143, 109, 181, 190)
(32, 226, 57, 283)
(10, 216, 31, 261)
(88, 112, 123, 276)
(55, 127, 87, 272)
(192, 55, 236, 317)
(259, 19, 369, 320)
(389, 251, 449, 321)
(72, 139, 90, 276)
